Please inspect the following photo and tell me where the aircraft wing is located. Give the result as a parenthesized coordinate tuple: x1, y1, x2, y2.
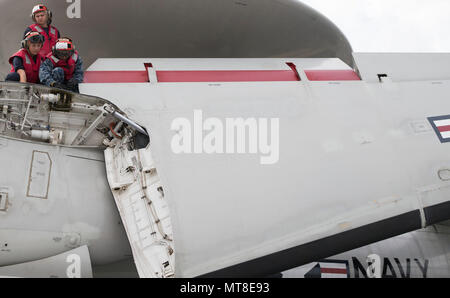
(81, 56, 450, 277)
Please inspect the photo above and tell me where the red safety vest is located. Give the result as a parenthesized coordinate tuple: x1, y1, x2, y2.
(9, 49, 42, 83)
(28, 24, 59, 57)
(46, 51, 79, 81)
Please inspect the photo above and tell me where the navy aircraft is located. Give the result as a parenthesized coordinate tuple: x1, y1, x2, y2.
(0, 0, 449, 277)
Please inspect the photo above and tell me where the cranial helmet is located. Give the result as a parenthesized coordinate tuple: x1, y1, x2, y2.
(21, 31, 44, 49)
(52, 38, 75, 59)
(31, 4, 52, 25)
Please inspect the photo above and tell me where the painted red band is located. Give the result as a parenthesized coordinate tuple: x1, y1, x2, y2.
(83, 71, 149, 83)
(83, 69, 304, 83)
(155, 70, 300, 82)
(320, 268, 347, 274)
(305, 70, 360, 81)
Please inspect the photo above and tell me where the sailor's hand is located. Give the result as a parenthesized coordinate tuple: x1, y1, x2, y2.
(51, 81, 69, 90)
(66, 78, 78, 91)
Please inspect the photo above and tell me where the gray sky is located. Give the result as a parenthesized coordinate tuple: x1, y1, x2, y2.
(300, 0, 450, 52)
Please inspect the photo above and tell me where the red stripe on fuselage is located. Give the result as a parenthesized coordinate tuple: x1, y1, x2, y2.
(305, 70, 360, 81)
(83, 71, 149, 83)
(155, 70, 300, 82)
(437, 125, 450, 132)
(83, 70, 300, 83)
(83, 69, 361, 83)
(320, 268, 347, 274)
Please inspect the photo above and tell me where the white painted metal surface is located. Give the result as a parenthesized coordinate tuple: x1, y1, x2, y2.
(104, 139, 175, 278)
(0, 137, 132, 266)
(0, 245, 92, 278)
(79, 56, 450, 277)
(85, 58, 352, 71)
(354, 53, 450, 82)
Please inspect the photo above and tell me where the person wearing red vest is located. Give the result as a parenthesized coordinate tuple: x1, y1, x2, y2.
(6, 31, 44, 83)
(39, 37, 84, 93)
(24, 4, 60, 57)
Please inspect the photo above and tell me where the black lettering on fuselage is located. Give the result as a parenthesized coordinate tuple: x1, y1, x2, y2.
(394, 258, 411, 278)
(352, 257, 368, 278)
(414, 259, 429, 278)
(382, 258, 397, 278)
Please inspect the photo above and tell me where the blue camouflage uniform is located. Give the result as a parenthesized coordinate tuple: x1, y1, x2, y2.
(39, 55, 84, 92)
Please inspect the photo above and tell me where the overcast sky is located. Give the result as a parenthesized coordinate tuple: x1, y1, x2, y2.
(299, 0, 450, 52)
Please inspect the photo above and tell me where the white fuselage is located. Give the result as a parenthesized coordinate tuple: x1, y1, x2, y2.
(1, 55, 450, 277)
(79, 56, 450, 277)
(283, 223, 450, 278)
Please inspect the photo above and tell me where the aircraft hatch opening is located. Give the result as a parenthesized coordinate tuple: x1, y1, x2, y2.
(0, 82, 149, 148)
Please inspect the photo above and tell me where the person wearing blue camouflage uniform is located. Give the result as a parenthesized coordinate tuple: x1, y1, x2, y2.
(39, 37, 83, 92)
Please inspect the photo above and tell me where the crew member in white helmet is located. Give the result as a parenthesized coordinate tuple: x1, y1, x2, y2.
(39, 37, 84, 92)
(24, 4, 61, 57)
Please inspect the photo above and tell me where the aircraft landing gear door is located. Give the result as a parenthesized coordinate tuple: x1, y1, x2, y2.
(104, 135, 175, 278)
